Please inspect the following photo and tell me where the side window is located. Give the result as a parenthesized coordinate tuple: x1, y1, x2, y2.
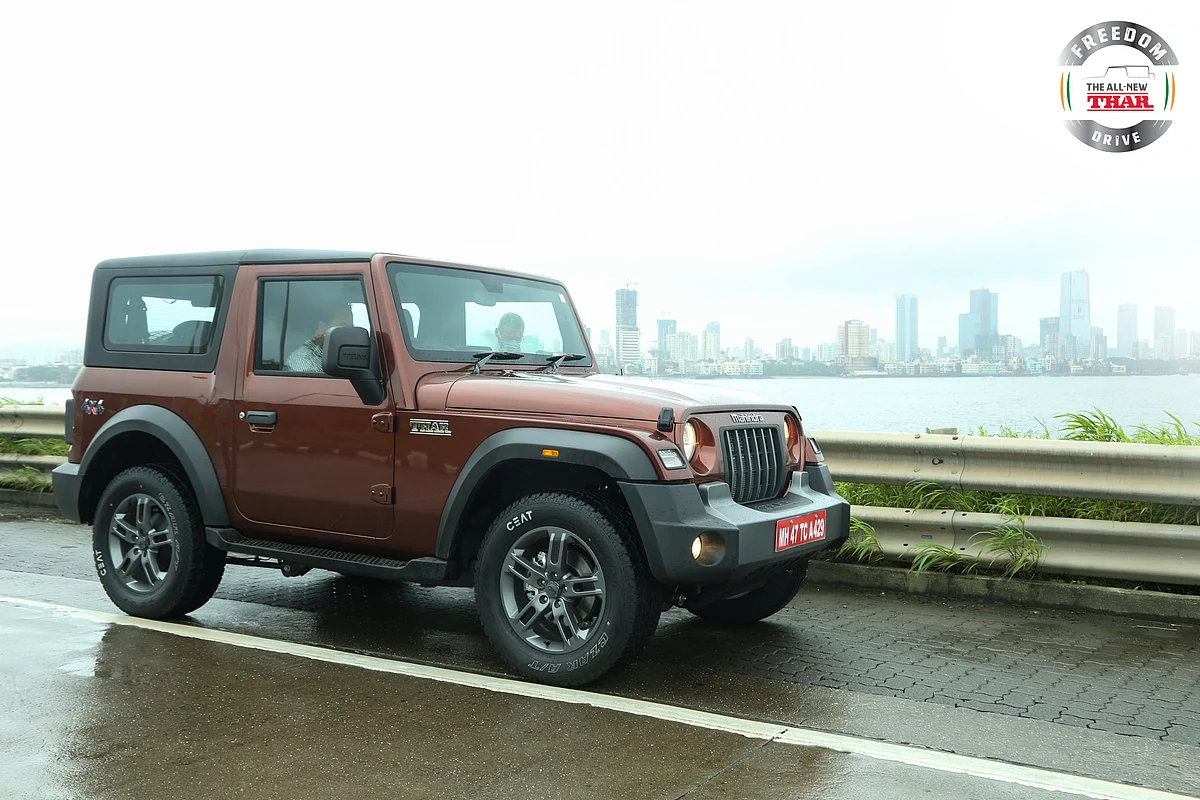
(256, 277, 370, 375)
(104, 277, 223, 353)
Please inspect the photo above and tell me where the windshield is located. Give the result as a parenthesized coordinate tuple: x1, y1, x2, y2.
(386, 262, 592, 366)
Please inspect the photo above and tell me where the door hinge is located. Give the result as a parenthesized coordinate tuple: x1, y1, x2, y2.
(370, 484, 394, 505)
(371, 412, 394, 433)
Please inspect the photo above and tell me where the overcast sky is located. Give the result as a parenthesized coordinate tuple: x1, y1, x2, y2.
(1, 1, 1196, 356)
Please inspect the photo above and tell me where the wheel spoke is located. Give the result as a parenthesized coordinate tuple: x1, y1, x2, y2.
(555, 604, 580, 641)
(112, 517, 138, 543)
(545, 530, 567, 574)
(507, 553, 544, 582)
(117, 549, 140, 577)
(562, 575, 603, 598)
(147, 529, 172, 551)
(141, 551, 160, 586)
(513, 596, 549, 631)
(135, 496, 152, 533)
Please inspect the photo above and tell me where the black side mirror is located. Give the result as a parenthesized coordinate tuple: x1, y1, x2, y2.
(323, 326, 386, 405)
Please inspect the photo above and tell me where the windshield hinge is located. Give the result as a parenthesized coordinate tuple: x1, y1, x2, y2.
(371, 412, 394, 433)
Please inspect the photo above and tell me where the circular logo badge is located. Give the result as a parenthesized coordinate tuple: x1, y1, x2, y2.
(1058, 22, 1178, 152)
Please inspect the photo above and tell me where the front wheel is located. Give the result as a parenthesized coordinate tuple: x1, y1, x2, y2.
(474, 491, 660, 687)
(92, 466, 226, 619)
(686, 562, 808, 625)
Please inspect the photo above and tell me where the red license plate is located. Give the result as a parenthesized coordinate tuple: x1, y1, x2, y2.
(775, 510, 827, 552)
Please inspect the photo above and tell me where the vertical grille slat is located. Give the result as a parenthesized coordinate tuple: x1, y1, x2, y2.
(721, 425, 786, 505)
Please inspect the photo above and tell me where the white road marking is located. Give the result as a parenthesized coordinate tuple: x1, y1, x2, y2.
(0, 594, 1194, 800)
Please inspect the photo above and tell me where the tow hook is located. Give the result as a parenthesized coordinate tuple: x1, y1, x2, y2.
(280, 562, 312, 578)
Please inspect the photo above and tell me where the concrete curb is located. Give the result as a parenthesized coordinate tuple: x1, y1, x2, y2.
(807, 561, 1200, 624)
(0, 489, 58, 508)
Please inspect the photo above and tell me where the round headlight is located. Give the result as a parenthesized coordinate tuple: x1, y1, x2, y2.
(784, 415, 799, 450)
(682, 420, 698, 461)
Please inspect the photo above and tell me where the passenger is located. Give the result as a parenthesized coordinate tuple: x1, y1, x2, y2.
(286, 303, 353, 372)
(495, 311, 525, 352)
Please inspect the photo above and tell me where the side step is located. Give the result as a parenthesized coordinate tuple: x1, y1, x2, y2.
(205, 528, 460, 585)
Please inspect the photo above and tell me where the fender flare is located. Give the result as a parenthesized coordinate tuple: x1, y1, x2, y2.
(435, 427, 659, 560)
(80, 404, 230, 526)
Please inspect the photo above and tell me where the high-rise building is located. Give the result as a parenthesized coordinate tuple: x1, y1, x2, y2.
(1090, 328, 1107, 361)
(614, 287, 639, 367)
(816, 342, 837, 362)
(703, 322, 721, 360)
(776, 338, 796, 360)
(937, 335, 948, 357)
(801, 346, 811, 361)
(656, 319, 676, 356)
(666, 331, 698, 363)
(1059, 271, 1090, 361)
(1155, 307, 1176, 360)
(616, 327, 641, 366)
(1039, 316, 1059, 350)
(836, 320, 871, 360)
(1190, 332, 1200, 360)
(895, 294, 918, 362)
(600, 330, 610, 346)
(1176, 329, 1190, 360)
(958, 289, 998, 356)
(1116, 304, 1137, 358)
(743, 337, 755, 361)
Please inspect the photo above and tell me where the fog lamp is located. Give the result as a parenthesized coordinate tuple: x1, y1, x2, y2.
(690, 532, 726, 566)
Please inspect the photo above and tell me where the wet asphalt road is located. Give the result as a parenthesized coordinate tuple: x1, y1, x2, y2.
(2, 514, 1200, 798)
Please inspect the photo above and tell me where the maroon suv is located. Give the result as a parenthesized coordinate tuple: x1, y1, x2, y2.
(53, 249, 849, 686)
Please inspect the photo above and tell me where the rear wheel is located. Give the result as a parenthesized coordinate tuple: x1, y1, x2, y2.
(687, 562, 808, 625)
(92, 466, 226, 618)
(475, 491, 660, 687)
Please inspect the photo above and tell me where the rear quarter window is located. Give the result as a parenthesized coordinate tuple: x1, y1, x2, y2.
(104, 277, 224, 354)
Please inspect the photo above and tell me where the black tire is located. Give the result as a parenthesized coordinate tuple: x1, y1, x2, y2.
(687, 562, 808, 625)
(92, 465, 226, 619)
(474, 491, 661, 687)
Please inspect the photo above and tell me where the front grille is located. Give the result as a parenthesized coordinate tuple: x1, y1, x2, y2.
(721, 426, 787, 505)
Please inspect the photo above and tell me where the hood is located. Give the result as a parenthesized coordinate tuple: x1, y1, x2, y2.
(443, 372, 793, 421)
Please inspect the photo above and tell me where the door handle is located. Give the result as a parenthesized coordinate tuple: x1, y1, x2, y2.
(245, 411, 277, 426)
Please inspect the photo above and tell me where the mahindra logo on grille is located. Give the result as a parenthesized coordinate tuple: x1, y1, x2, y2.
(730, 413, 765, 424)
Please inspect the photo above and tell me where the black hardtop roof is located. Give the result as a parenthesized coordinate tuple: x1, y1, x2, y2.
(93, 249, 562, 285)
(96, 249, 375, 269)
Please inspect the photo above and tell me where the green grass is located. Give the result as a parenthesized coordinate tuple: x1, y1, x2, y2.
(967, 407, 1200, 446)
(0, 397, 45, 406)
(0, 467, 52, 493)
(0, 436, 69, 457)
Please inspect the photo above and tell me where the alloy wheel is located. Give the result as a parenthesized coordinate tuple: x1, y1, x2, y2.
(107, 493, 176, 592)
(500, 526, 607, 654)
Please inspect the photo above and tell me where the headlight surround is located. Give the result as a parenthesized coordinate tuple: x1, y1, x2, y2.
(681, 420, 699, 461)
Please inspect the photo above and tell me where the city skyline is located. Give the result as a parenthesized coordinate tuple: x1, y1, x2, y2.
(586, 272, 1197, 372)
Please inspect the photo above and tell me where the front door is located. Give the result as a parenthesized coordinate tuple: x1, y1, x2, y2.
(232, 267, 394, 541)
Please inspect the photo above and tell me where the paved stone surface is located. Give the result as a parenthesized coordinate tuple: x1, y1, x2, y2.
(5, 518, 1200, 749)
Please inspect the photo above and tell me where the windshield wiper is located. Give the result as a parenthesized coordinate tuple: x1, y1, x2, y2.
(542, 353, 587, 373)
(471, 351, 523, 374)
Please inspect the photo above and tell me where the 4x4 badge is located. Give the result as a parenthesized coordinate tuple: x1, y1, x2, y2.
(82, 398, 105, 416)
(410, 419, 451, 436)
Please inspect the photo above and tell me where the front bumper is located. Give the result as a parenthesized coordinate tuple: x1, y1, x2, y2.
(51, 462, 84, 523)
(619, 463, 850, 584)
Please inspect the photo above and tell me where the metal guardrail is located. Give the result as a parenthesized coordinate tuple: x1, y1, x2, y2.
(2, 408, 1197, 584)
(811, 430, 1200, 506)
(0, 405, 67, 439)
(0, 454, 65, 475)
(853, 506, 1200, 586)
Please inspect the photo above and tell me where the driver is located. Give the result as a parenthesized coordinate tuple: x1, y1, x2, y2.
(286, 302, 353, 372)
(495, 311, 525, 352)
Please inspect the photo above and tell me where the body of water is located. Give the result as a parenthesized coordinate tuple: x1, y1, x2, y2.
(3, 374, 1197, 435)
